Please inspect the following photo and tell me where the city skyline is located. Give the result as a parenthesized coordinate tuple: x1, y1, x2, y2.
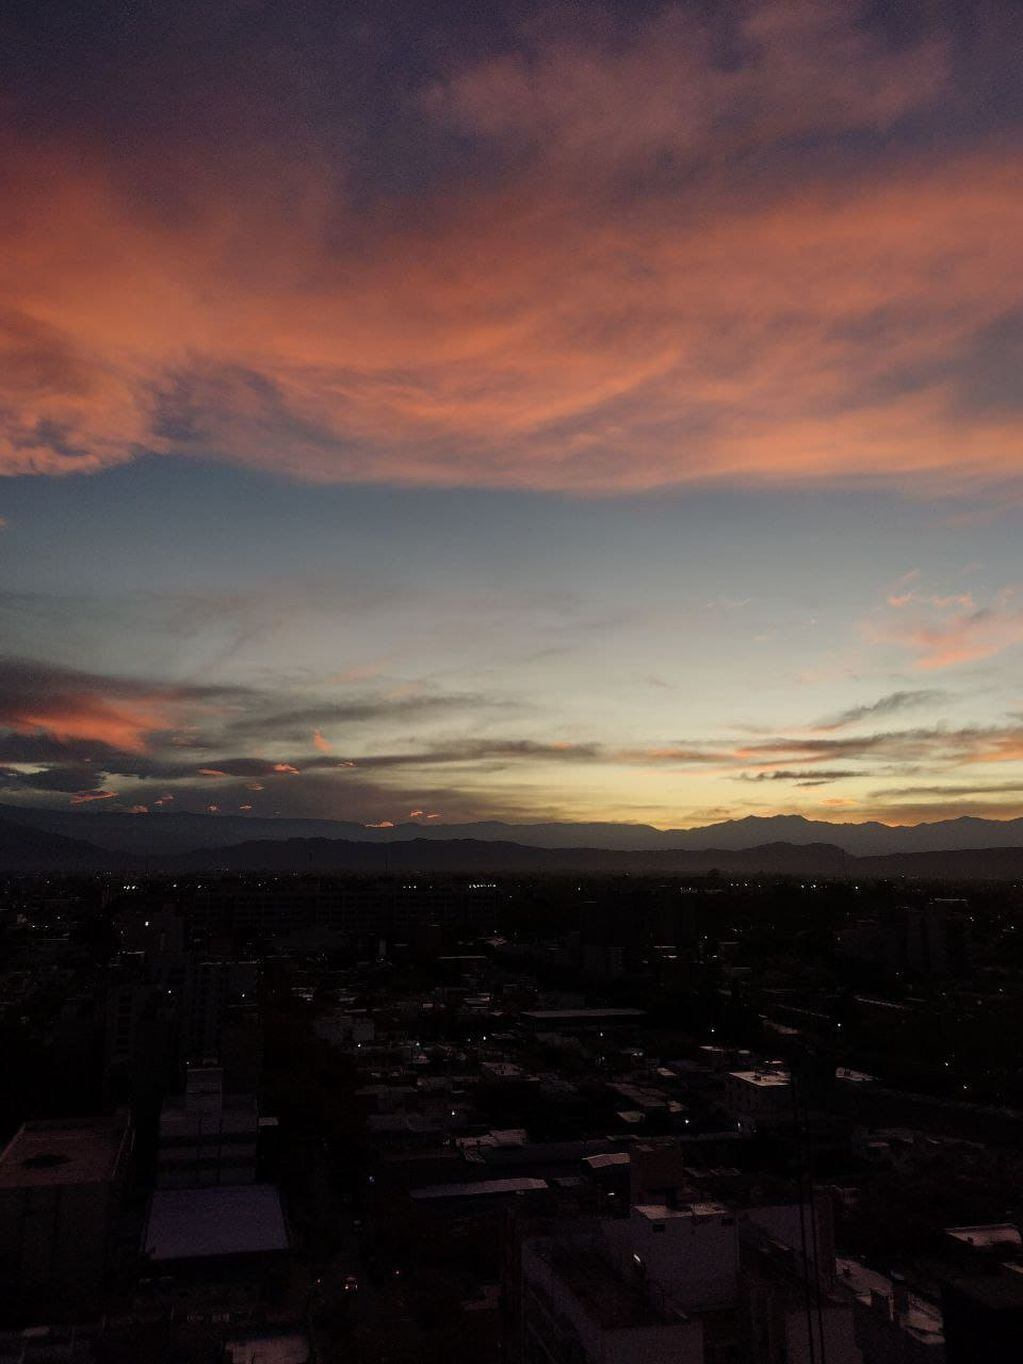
(2, 0, 1022, 830)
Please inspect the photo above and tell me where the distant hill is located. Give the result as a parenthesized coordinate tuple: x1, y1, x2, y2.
(0, 816, 135, 872)
(165, 837, 855, 876)
(6, 803, 1023, 859)
(3, 812, 1023, 878)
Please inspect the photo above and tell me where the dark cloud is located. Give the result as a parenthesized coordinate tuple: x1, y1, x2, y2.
(0, 655, 240, 708)
(220, 694, 495, 744)
(817, 689, 947, 730)
(869, 781, 1023, 799)
(735, 769, 860, 786)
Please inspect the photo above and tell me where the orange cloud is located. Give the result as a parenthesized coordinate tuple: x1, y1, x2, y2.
(69, 789, 117, 804)
(9, 695, 175, 753)
(1, 6, 1021, 495)
(198, 767, 228, 777)
(365, 820, 394, 828)
(272, 762, 300, 775)
(312, 729, 332, 753)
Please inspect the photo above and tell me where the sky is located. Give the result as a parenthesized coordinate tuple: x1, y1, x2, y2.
(1, 0, 1022, 831)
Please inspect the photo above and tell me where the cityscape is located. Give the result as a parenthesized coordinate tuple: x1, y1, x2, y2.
(2, 866, 1023, 1362)
(3, 0, 1023, 1359)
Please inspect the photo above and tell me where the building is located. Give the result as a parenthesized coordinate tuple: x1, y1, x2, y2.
(143, 1183, 289, 1280)
(511, 1158, 864, 1364)
(182, 959, 258, 1064)
(723, 1067, 792, 1132)
(836, 1257, 945, 1361)
(314, 1009, 376, 1051)
(0, 1115, 133, 1318)
(157, 1066, 259, 1189)
(519, 1229, 709, 1364)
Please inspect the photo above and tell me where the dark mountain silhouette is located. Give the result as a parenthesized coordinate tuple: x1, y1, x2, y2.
(0, 817, 136, 872)
(4, 812, 1023, 878)
(6, 803, 1023, 858)
(165, 837, 854, 876)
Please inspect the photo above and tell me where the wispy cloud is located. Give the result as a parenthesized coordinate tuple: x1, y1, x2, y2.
(2, 4, 1021, 495)
(817, 689, 947, 730)
(735, 769, 860, 787)
(866, 587, 1023, 669)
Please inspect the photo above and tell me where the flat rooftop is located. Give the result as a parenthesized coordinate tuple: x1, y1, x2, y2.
(728, 1070, 790, 1088)
(584, 1152, 631, 1170)
(144, 1184, 288, 1261)
(0, 1116, 130, 1189)
(835, 1259, 943, 1346)
(411, 1177, 547, 1199)
(225, 1334, 310, 1364)
(521, 1008, 646, 1022)
(946, 1224, 1022, 1251)
(523, 1009, 643, 1020)
(634, 1201, 731, 1222)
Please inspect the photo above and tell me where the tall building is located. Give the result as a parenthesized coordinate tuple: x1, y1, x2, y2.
(182, 959, 258, 1064)
(157, 1066, 258, 1189)
(0, 1115, 133, 1319)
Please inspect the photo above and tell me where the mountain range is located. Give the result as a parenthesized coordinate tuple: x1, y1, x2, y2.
(3, 805, 1023, 879)
(5, 803, 1023, 857)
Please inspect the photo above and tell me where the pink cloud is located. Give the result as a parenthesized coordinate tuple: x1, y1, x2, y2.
(198, 767, 228, 777)
(867, 584, 1023, 669)
(907, 609, 1023, 670)
(272, 762, 300, 775)
(1, 7, 1020, 496)
(312, 729, 332, 754)
(69, 789, 117, 804)
(365, 820, 395, 828)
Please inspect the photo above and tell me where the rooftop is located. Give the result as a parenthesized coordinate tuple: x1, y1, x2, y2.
(144, 1184, 289, 1261)
(836, 1259, 944, 1346)
(521, 1008, 646, 1022)
(634, 1201, 731, 1222)
(728, 1070, 790, 1088)
(584, 1152, 631, 1170)
(946, 1223, 1022, 1251)
(411, 1177, 547, 1199)
(0, 1116, 131, 1189)
(224, 1333, 310, 1364)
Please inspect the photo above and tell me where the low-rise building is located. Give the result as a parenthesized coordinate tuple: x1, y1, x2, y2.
(723, 1068, 791, 1133)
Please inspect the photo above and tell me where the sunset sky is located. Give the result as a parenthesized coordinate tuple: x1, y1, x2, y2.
(2, 0, 1022, 829)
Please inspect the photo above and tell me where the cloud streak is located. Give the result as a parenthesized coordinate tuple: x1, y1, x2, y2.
(817, 689, 948, 730)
